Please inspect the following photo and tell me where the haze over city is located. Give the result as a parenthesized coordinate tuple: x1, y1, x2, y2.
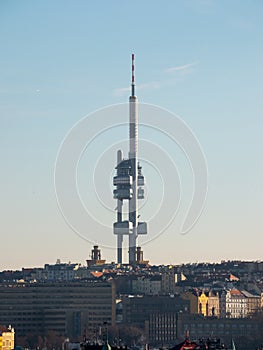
(1, 1, 262, 270)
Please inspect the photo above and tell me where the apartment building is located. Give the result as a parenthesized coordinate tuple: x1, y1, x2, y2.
(220, 289, 261, 318)
(122, 295, 189, 345)
(198, 291, 220, 317)
(0, 281, 115, 339)
(131, 276, 161, 295)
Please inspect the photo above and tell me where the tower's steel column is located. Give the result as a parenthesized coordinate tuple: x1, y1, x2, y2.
(117, 150, 123, 264)
(128, 54, 138, 264)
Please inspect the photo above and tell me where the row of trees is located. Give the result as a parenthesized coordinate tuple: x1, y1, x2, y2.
(16, 330, 65, 350)
(15, 326, 145, 350)
(15, 314, 263, 350)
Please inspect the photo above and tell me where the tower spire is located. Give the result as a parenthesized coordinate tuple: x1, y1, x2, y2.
(131, 53, 135, 97)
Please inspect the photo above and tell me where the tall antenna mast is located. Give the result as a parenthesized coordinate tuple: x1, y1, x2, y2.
(131, 53, 135, 97)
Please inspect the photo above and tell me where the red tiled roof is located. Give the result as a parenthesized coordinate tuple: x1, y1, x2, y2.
(230, 289, 241, 295)
(90, 271, 103, 278)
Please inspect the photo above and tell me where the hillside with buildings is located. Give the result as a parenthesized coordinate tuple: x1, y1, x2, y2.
(1, 247, 263, 349)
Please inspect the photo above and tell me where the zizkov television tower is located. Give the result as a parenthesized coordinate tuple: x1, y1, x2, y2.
(113, 54, 147, 265)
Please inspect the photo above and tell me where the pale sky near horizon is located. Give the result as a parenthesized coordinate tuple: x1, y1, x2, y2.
(1, 1, 263, 270)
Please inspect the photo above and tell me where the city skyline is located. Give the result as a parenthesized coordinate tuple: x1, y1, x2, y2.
(1, 1, 263, 270)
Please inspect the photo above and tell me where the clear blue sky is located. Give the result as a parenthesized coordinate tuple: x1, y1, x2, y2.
(1, 1, 262, 269)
